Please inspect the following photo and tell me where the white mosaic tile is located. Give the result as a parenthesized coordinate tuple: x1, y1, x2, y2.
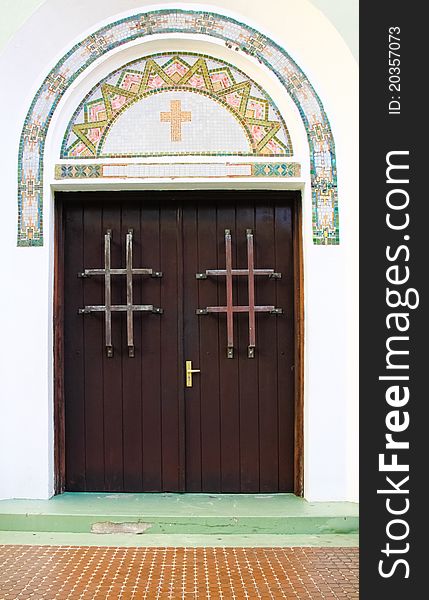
(101, 91, 251, 156)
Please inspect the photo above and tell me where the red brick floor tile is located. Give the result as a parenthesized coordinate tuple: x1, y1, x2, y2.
(0, 545, 358, 599)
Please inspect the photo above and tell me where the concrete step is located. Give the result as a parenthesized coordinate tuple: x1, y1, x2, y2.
(0, 531, 359, 547)
(0, 493, 358, 536)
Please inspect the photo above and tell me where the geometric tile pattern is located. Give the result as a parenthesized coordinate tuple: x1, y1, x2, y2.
(252, 162, 301, 177)
(54, 162, 302, 179)
(17, 9, 339, 246)
(62, 54, 292, 159)
(0, 546, 359, 598)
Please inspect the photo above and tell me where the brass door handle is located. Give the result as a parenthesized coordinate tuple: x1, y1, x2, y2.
(185, 360, 201, 387)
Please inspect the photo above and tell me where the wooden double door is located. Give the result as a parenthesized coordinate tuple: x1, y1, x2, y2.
(59, 190, 298, 493)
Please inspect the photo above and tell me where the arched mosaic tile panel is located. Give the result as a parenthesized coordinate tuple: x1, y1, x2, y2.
(17, 9, 339, 246)
(62, 53, 292, 159)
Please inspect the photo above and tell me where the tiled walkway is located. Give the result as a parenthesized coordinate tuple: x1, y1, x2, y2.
(0, 545, 358, 599)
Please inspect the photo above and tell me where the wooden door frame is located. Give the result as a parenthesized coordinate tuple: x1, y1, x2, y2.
(292, 196, 304, 496)
(53, 191, 304, 496)
(54, 198, 66, 494)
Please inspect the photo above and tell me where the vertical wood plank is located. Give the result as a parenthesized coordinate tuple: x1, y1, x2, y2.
(236, 201, 260, 491)
(82, 197, 105, 491)
(255, 202, 279, 491)
(176, 201, 186, 491)
(216, 202, 241, 492)
(197, 199, 221, 491)
(183, 201, 202, 491)
(293, 197, 304, 496)
(63, 198, 86, 491)
(275, 200, 295, 491)
(102, 200, 124, 491)
(54, 196, 65, 493)
(140, 198, 163, 491)
(121, 200, 143, 491)
(159, 201, 181, 490)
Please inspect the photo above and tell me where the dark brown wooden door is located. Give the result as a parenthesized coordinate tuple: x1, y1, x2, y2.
(61, 191, 296, 493)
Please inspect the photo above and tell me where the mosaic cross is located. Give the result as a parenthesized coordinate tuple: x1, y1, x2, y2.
(160, 100, 191, 142)
(196, 229, 283, 359)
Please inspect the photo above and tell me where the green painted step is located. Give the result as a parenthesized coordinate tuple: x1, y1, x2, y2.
(0, 493, 359, 536)
(0, 531, 359, 548)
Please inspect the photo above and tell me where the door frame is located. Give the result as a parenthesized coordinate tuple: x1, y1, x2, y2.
(53, 191, 304, 496)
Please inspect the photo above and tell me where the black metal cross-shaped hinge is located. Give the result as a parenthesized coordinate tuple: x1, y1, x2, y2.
(196, 229, 283, 358)
(78, 229, 163, 357)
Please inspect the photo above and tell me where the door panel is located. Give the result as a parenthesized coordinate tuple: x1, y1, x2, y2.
(182, 195, 295, 492)
(63, 194, 181, 492)
(61, 191, 296, 493)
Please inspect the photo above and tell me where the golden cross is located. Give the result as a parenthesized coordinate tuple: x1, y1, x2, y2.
(160, 100, 192, 142)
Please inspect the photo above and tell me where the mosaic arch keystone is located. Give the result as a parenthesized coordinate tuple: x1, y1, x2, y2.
(17, 9, 339, 246)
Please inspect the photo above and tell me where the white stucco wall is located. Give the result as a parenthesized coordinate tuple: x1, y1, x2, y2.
(0, 0, 359, 60)
(0, 0, 358, 502)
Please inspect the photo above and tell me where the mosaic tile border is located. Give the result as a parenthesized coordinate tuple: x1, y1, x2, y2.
(17, 9, 339, 246)
(61, 53, 292, 159)
(55, 162, 301, 179)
